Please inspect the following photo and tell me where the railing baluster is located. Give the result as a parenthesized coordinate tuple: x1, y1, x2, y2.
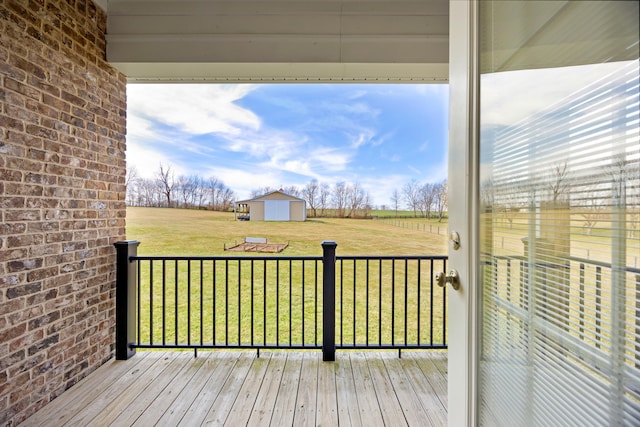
(392, 259, 395, 346)
(579, 263, 585, 338)
(379, 259, 382, 346)
(150, 260, 154, 345)
(238, 260, 241, 345)
(289, 260, 293, 347)
(596, 266, 602, 349)
(251, 260, 254, 347)
(263, 260, 267, 346)
(417, 259, 422, 345)
(162, 260, 166, 346)
(353, 259, 356, 346)
(276, 259, 280, 346)
(506, 259, 512, 302)
(315, 260, 318, 347)
(200, 259, 203, 346)
(340, 259, 344, 346)
(187, 260, 191, 347)
(404, 259, 408, 346)
(137, 260, 142, 347)
(229, 260, 231, 348)
(636, 274, 640, 369)
(212, 259, 216, 345)
(366, 259, 369, 347)
(174, 260, 178, 345)
(520, 259, 526, 309)
(430, 258, 434, 345)
(302, 260, 305, 346)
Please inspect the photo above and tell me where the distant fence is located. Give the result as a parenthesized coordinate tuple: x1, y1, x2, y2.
(378, 217, 448, 236)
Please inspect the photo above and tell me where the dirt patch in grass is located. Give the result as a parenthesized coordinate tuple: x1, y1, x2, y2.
(225, 241, 288, 253)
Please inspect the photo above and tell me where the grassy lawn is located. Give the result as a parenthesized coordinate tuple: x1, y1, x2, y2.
(126, 207, 449, 349)
(126, 207, 448, 256)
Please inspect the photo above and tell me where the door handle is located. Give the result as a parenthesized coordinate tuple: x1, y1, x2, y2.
(436, 270, 460, 290)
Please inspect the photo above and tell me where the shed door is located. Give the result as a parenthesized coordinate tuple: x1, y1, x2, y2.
(264, 200, 290, 221)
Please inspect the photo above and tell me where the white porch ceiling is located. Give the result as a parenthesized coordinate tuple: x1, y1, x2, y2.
(102, 1, 638, 82)
(104, 0, 450, 82)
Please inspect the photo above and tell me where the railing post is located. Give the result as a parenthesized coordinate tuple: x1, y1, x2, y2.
(322, 240, 337, 361)
(114, 240, 140, 360)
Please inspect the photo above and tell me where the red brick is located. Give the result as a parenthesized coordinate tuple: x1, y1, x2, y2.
(0, 1, 125, 424)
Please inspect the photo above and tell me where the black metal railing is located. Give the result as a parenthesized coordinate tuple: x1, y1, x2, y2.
(114, 241, 449, 360)
(335, 256, 448, 350)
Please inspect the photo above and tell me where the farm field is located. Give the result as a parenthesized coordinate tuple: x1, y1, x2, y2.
(126, 207, 448, 256)
(125, 207, 450, 348)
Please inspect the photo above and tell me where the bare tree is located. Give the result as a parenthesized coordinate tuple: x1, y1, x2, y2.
(220, 187, 235, 211)
(579, 188, 605, 235)
(332, 182, 348, 217)
(282, 185, 301, 198)
(303, 179, 320, 217)
(250, 186, 275, 198)
(207, 176, 222, 209)
(402, 180, 421, 217)
(346, 182, 366, 217)
(546, 161, 570, 203)
(434, 180, 448, 222)
(156, 163, 176, 208)
(176, 174, 201, 208)
(390, 189, 400, 216)
(125, 166, 139, 206)
(419, 182, 437, 219)
(319, 183, 330, 217)
(138, 177, 163, 207)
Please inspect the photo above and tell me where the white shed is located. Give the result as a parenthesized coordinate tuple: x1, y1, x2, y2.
(235, 190, 307, 221)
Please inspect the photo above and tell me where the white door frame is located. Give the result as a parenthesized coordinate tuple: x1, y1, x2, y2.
(447, 1, 479, 426)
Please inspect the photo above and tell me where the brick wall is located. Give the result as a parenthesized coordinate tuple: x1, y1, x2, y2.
(0, 1, 126, 424)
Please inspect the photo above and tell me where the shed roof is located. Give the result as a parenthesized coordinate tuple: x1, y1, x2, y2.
(236, 190, 305, 204)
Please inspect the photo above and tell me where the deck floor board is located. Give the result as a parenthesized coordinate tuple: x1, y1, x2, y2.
(21, 350, 447, 427)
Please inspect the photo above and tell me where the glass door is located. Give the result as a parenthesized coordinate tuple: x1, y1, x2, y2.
(476, 1, 639, 425)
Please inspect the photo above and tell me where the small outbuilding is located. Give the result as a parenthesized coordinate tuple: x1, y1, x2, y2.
(234, 190, 307, 221)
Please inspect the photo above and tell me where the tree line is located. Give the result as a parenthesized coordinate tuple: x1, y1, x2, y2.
(389, 179, 448, 221)
(126, 164, 235, 210)
(125, 163, 449, 219)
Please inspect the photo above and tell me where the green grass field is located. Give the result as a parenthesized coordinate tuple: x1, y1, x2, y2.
(126, 207, 448, 256)
(125, 207, 449, 348)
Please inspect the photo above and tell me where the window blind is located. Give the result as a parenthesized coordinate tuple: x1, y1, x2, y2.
(478, 2, 639, 425)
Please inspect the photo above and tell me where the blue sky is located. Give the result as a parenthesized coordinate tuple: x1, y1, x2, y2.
(127, 84, 449, 206)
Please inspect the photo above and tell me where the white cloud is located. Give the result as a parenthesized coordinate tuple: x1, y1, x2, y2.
(351, 130, 376, 148)
(127, 84, 261, 136)
(224, 129, 301, 159)
(481, 62, 630, 126)
(358, 174, 413, 206)
(308, 147, 352, 172)
(207, 166, 284, 200)
(127, 143, 187, 179)
(127, 115, 156, 140)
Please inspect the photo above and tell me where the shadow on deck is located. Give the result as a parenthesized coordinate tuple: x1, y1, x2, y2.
(22, 350, 447, 426)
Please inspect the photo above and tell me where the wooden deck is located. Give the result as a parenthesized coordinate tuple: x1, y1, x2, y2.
(22, 350, 447, 427)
